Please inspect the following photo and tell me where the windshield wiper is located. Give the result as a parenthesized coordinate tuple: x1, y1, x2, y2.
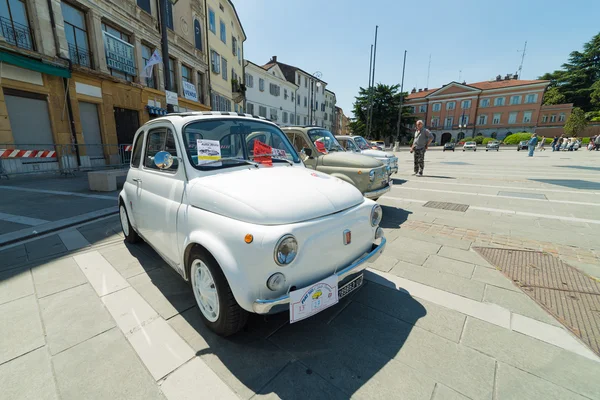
(200, 157, 259, 167)
(249, 155, 295, 166)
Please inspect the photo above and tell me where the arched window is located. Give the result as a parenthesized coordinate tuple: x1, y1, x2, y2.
(457, 132, 465, 141)
(194, 19, 202, 51)
(491, 132, 497, 139)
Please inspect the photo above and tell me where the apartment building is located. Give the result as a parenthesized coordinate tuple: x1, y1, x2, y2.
(205, 0, 245, 112)
(244, 60, 298, 126)
(334, 106, 350, 135)
(261, 56, 332, 127)
(324, 89, 336, 132)
(0, 0, 211, 173)
(405, 75, 568, 144)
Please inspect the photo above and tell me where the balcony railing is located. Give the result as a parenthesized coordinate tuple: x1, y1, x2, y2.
(0, 16, 35, 51)
(68, 43, 93, 68)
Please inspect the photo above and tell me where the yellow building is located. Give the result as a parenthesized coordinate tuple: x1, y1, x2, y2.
(205, 0, 246, 111)
(0, 0, 211, 175)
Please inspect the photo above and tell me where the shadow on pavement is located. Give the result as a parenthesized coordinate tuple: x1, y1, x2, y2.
(421, 175, 456, 179)
(529, 179, 600, 191)
(391, 178, 407, 185)
(554, 165, 600, 172)
(379, 205, 412, 229)
(173, 279, 426, 398)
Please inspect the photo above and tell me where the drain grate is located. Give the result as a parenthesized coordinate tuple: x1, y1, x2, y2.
(474, 247, 600, 356)
(423, 201, 469, 212)
(497, 191, 548, 200)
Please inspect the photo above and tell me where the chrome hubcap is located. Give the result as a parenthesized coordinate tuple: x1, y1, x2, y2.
(191, 260, 219, 322)
(119, 205, 129, 237)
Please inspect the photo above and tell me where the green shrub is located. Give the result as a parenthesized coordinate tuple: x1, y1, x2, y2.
(474, 135, 485, 144)
(582, 137, 590, 144)
(503, 132, 533, 145)
(482, 137, 498, 145)
(545, 138, 553, 144)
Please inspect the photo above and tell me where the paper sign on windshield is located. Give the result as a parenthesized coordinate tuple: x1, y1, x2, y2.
(272, 148, 287, 158)
(253, 140, 273, 166)
(315, 140, 328, 154)
(197, 139, 221, 166)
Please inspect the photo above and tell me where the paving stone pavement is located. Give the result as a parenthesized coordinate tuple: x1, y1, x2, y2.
(1, 149, 600, 399)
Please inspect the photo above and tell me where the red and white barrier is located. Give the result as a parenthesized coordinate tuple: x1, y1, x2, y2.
(123, 145, 132, 151)
(0, 149, 56, 158)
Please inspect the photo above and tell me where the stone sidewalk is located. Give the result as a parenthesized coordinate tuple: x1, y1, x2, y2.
(1, 213, 599, 400)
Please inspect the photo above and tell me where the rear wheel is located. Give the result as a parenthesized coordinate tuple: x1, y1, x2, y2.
(119, 204, 140, 244)
(189, 249, 248, 336)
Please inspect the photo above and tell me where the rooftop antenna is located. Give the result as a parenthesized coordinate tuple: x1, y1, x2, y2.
(426, 54, 431, 88)
(458, 70, 462, 82)
(517, 41, 527, 78)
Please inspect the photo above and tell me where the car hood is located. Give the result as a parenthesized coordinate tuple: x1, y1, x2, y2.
(360, 149, 395, 158)
(186, 166, 364, 225)
(320, 152, 383, 168)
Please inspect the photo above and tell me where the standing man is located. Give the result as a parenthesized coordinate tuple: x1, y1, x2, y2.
(528, 133, 539, 157)
(551, 135, 558, 151)
(410, 120, 433, 176)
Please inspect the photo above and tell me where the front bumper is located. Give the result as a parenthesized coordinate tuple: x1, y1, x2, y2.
(364, 183, 392, 199)
(252, 237, 387, 314)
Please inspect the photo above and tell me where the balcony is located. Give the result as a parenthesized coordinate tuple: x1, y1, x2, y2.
(0, 16, 35, 51)
(68, 43, 93, 68)
(231, 79, 246, 103)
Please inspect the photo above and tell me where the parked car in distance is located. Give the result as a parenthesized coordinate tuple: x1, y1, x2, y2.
(118, 112, 386, 336)
(443, 142, 455, 152)
(282, 127, 391, 200)
(486, 141, 500, 151)
(371, 140, 386, 150)
(463, 141, 477, 151)
(517, 141, 529, 151)
(336, 135, 398, 175)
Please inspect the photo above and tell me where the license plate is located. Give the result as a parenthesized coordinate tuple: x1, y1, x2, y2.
(338, 274, 364, 299)
(289, 275, 339, 324)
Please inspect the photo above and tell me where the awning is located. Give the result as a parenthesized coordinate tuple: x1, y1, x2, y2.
(0, 51, 71, 78)
(146, 105, 167, 115)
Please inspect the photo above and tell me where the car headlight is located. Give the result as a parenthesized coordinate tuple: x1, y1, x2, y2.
(386, 165, 391, 174)
(371, 204, 382, 226)
(369, 169, 375, 182)
(274, 235, 298, 266)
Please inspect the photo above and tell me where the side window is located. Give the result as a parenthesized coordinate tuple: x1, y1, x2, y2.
(143, 128, 179, 172)
(131, 132, 144, 168)
(285, 131, 310, 152)
(346, 140, 357, 151)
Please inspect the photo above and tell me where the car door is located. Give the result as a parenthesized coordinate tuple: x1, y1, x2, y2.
(123, 130, 144, 229)
(137, 125, 185, 266)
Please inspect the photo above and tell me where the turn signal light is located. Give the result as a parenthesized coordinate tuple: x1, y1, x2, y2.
(244, 234, 253, 244)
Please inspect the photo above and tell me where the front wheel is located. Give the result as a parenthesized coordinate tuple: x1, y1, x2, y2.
(119, 203, 140, 244)
(189, 249, 248, 336)
(486, 149, 488, 152)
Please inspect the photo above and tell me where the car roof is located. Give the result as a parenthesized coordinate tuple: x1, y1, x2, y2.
(281, 126, 327, 131)
(144, 111, 278, 128)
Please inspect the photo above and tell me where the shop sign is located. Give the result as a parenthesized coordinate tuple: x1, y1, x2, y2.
(183, 81, 197, 101)
(103, 31, 136, 76)
(166, 90, 179, 106)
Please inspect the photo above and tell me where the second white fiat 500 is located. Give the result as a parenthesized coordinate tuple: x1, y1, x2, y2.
(118, 112, 386, 336)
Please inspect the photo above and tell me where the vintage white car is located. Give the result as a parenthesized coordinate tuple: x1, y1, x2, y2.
(118, 112, 386, 336)
(336, 135, 398, 174)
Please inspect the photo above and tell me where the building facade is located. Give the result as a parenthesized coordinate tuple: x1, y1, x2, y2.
(404, 75, 572, 144)
(244, 60, 297, 126)
(205, 0, 245, 112)
(324, 89, 336, 132)
(334, 106, 350, 135)
(261, 56, 331, 127)
(0, 0, 211, 174)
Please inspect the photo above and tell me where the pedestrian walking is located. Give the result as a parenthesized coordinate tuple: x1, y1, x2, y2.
(537, 136, 546, 151)
(551, 135, 558, 151)
(595, 135, 600, 151)
(410, 120, 433, 176)
(528, 133, 538, 157)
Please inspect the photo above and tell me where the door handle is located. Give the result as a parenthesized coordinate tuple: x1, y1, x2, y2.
(132, 178, 142, 183)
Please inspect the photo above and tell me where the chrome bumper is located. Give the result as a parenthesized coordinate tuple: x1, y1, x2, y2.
(364, 183, 392, 199)
(252, 237, 387, 314)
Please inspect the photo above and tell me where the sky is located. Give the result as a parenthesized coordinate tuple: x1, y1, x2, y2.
(234, 0, 599, 119)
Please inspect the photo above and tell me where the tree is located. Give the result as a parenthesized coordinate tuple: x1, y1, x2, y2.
(539, 32, 600, 112)
(351, 83, 416, 142)
(564, 107, 588, 136)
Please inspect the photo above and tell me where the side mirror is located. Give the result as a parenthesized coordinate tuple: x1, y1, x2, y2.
(153, 151, 174, 169)
(302, 148, 313, 158)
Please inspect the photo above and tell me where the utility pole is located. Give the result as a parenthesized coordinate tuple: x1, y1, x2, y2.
(517, 40, 527, 78)
(395, 50, 407, 142)
(365, 44, 373, 137)
(160, 0, 174, 113)
(366, 25, 378, 138)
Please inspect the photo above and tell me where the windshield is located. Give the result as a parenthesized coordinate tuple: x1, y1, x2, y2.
(307, 129, 345, 153)
(183, 119, 300, 169)
(353, 136, 372, 150)
(466, 142, 476, 145)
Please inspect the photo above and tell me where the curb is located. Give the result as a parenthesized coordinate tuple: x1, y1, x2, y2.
(0, 206, 119, 247)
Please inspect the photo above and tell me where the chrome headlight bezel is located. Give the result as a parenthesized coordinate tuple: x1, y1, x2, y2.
(369, 169, 375, 182)
(371, 204, 383, 226)
(274, 234, 298, 266)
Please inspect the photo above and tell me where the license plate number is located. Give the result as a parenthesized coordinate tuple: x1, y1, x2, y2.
(338, 274, 364, 299)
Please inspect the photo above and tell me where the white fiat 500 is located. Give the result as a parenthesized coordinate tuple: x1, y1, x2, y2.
(118, 112, 386, 336)
(336, 135, 398, 175)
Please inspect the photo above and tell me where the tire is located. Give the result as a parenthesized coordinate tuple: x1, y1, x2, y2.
(517, 148, 520, 151)
(486, 149, 488, 152)
(189, 249, 248, 336)
(463, 149, 465, 152)
(474, 149, 477, 152)
(119, 203, 140, 244)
